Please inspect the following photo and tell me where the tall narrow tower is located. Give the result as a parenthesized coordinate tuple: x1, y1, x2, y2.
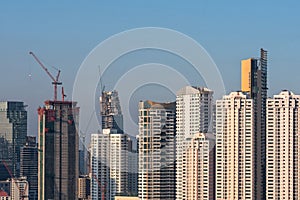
(266, 90, 300, 199)
(241, 48, 268, 199)
(138, 100, 176, 200)
(175, 86, 213, 199)
(38, 100, 79, 200)
(215, 92, 255, 199)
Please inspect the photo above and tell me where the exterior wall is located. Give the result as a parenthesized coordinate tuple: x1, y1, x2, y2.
(182, 133, 215, 200)
(20, 145, 38, 200)
(0, 101, 27, 178)
(216, 92, 255, 199)
(138, 100, 176, 200)
(175, 86, 213, 199)
(38, 101, 79, 200)
(266, 91, 300, 199)
(91, 130, 129, 200)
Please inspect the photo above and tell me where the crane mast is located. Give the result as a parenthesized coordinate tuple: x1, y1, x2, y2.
(29, 51, 62, 101)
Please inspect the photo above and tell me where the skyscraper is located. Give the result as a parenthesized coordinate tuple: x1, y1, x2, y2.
(175, 86, 213, 199)
(138, 100, 176, 200)
(90, 129, 129, 200)
(0, 101, 27, 178)
(20, 136, 38, 200)
(100, 90, 124, 133)
(241, 48, 268, 199)
(266, 90, 300, 199)
(215, 92, 255, 199)
(38, 100, 79, 200)
(181, 132, 215, 200)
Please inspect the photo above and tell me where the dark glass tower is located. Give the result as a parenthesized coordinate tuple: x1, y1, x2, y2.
(20, 136, 38, 200)
(38, 100, 79, 200)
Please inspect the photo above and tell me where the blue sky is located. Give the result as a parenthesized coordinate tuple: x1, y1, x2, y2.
(1, 1, 299, 136)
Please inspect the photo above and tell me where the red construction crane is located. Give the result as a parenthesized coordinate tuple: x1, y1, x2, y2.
(29, 51, 62, 101)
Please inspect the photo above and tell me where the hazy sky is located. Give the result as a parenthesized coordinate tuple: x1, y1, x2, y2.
(1, 1, 299, 137)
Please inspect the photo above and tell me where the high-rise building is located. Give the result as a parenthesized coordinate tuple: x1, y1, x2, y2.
(241, 48, 268, 199)
(181, 132, 215, 200)
(20, 136, 38, 200)
(0, 101, 27, 178)
(266, 90, 300, 199)
(215, 92, 255, 199)
(91, 129, 129, 200)
(138, 100, 176, 200)
(38, 100, 79, 200)
(100, 90, 123, 133)
(175, 86, 213, 199)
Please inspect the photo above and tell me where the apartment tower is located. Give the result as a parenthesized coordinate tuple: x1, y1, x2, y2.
(138, 100, 176, 200)
(90, 129, 129, 200)
(215, 92, 255, 199)
(266, 90, 300, 199)
(176, 86, 213, 199)
(181, 132, 215, 200)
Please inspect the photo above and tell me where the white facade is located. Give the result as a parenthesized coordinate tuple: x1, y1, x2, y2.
(138, 100, 176, 200)
(176, 86, 213, 199)
(215, 92, 255, 199)
(182, 133, 215, 200)
(91, 129, 128, 200)
(266, 90, 300, 199)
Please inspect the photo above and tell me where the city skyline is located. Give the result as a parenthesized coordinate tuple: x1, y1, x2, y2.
(1, 1, 300, 137)
(1, 2, 300, 200)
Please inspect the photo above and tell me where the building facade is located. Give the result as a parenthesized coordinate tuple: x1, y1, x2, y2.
(90, 129, 129, 200)
(138, 100, 176, 200)
(0, 101, 27, 178)
(20, 136, 38, 200)
(175, 86, 213, 199)
(266, 90, 300, 199)
(181, 133, 215, 200)
(216, 92, 255, 199)
(78, 175, 91, 200)
(38, 100, 79, 200)
(241, 48, 268, 199)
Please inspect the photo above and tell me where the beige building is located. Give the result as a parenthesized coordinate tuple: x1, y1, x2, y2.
(266, 90, 300, 199)
(182, 133, 215, 200)
(176, 86, 213, 199)
(78, 175, 90, 200)
(216, 92, 255, 199)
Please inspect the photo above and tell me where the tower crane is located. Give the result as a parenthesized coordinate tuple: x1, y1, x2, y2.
(29, 51, 62, 101)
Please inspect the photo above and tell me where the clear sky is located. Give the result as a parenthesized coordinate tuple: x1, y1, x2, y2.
(1, 1, 300, 136)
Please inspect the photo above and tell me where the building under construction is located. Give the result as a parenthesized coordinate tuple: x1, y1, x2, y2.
(100, 90, 123, 133)
(38, 100, 79, 200)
